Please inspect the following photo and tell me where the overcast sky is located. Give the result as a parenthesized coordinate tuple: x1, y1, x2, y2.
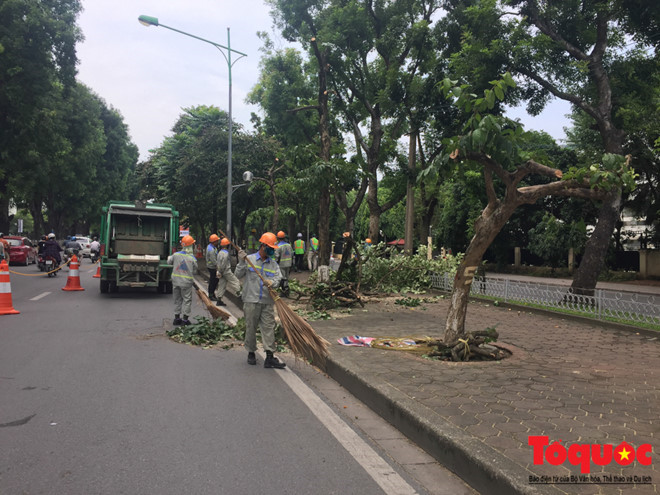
(75, 0, 571, 163)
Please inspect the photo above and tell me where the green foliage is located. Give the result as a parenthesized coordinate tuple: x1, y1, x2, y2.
(528, 213, 587, 270)
(295, 309, 332, 320)
(167, 317, 245, 348)
(288, 278, 312, 295)
(563, 154, 638, 193)
(361, 243, 463, 292)
(394, 297, 422, 307)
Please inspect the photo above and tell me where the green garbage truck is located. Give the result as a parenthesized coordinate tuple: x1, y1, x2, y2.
(99, 201, 180, 293)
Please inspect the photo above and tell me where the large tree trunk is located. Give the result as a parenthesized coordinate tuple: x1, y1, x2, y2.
(444, 203, 517, 344)
(318, 188, 331, 266)
(0, 178, 10, 233)
(367, 174, 381, 243)
(29, 196, 45, 239)
(571, 126, 625, 293)
(570, 190, 621, 294)
(270, 183, 279, 232)
(404, 132, 416, 255)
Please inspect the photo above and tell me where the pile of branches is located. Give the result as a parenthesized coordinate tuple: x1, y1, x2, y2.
(426, 327, 507, 361)
(310, 281, 365, 310)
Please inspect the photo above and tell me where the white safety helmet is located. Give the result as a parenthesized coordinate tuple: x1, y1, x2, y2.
(48, 233, 56, 239)
(297, 233, 303, 238)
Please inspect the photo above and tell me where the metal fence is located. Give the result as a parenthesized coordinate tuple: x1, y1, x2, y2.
(430, 273, 660, 326)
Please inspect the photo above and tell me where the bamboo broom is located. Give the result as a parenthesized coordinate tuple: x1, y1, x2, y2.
(217, 229, 329, 366)
(195, 284, 233, 321)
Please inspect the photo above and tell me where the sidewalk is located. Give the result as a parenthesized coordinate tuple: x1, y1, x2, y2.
(196, 263, 658, 494)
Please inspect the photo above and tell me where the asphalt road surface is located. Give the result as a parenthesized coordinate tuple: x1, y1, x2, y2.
(1, 263, 475, 495)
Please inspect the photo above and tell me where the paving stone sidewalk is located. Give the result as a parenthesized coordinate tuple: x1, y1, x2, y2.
(195, 261, 657, 494)
(310, 299, 658, 495)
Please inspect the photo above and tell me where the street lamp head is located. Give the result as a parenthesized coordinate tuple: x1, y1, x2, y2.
(242, 171, 253, 183)
(138, 15, 159, 27)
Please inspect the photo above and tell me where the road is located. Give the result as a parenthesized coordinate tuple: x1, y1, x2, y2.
(1, 262, 475, 495)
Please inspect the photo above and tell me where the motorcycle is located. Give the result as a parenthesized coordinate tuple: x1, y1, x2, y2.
(90, 250, 100, 264)
(63, 247, 80, 264)
(44, 256, 59, 277)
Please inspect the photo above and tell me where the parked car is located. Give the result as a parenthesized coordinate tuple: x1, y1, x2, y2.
(5, 236, 37, 265)
(74, 236, 92, 258)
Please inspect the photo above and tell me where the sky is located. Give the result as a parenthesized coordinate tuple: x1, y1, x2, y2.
(75, 0, 572, 163)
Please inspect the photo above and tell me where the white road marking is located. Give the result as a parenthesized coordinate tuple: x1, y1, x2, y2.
(264, 352, 418, 495)
(30, 292, 51, 301)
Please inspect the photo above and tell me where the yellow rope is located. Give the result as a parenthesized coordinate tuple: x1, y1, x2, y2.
(7, 258, 74, 276)
(458, 338, 470, 358)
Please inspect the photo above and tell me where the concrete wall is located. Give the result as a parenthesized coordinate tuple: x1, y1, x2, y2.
(640, 250, 660, 278)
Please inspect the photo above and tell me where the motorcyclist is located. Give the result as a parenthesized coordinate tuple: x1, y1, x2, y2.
(65, 235, 81, 260)
(0, 233, 8, 261)
(90, 237, 100, 261)
(37, 235, 47, 255)
(43, 233, 63, 263)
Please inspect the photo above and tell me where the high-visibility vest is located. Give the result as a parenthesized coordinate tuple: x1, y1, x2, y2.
(247, 235, 258, 250)
(310, 237, 319, 252)
(294, 239, 305, 254)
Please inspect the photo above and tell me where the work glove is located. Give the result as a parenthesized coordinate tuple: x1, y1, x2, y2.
(263, 278, 274, 288)
(238, 249, 247, 261)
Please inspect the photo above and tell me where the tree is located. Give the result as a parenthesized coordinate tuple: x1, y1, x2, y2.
(438, 76, 636, 345)
(252, 9, 336, 268)
(0, 0, 82, 232)
(528, 213, 587, 272)
(321, 0, 442, 244)
(247, 41, 338, 243)
(445, 0, 655, 293)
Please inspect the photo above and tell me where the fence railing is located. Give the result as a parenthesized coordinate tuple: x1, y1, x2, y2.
(430, 273, 660, 326)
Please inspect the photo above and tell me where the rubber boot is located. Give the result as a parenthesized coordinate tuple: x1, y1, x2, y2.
(181, 315, 191, 325)
(247, 352, 256, 365)
(264, 351, 286, 369)
(173, 314, 183, 325)
(216, 298, 226, 306)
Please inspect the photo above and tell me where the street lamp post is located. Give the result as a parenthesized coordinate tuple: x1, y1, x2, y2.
(138, 15, 247, 239)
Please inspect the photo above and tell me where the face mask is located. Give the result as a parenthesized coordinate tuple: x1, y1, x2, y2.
(265, 246, 275, 257)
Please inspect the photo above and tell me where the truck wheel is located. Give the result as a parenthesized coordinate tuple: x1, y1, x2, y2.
(100, 280, 109, 293)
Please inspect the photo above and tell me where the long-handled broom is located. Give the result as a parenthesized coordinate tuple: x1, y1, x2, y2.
(217, 229, 329, 366)
(195, 283, 233, 321)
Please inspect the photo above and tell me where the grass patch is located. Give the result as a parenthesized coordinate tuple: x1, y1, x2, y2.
(470, 295, 660, 332)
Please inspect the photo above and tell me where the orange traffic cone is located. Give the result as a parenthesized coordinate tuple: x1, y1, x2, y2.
(62, 255, 85, 291)
(93, 264, 101, 278)
(0, 259, 20, 315)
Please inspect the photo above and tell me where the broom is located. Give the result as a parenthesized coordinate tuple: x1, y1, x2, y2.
(195, 284, 233, 321)
(217, 229, 330, 366)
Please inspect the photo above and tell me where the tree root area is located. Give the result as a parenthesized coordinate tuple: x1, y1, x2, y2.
(427, 328, 507, 362)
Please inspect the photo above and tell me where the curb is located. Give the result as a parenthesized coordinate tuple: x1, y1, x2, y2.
(322, 355, 564, 495)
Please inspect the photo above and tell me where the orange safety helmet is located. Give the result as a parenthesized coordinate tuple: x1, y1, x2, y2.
(220, 238, 230, 246)
(259, 232, 279, 249)
(181, 235, 195, 247)
(365, 238, 372, 244)
(277, 231, 286, 239)
(343, 232, 351, 238)
(209, 234, 220, 243)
